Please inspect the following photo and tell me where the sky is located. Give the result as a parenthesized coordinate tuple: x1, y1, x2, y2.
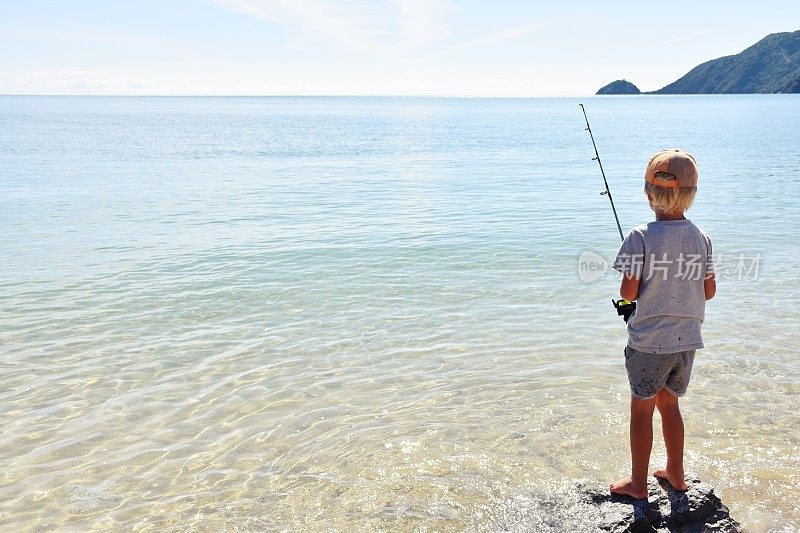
(1, 1, 798, 97)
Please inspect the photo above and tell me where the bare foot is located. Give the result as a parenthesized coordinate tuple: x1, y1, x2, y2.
(653, 468, 688, 491)
(610, 476, 648, 500)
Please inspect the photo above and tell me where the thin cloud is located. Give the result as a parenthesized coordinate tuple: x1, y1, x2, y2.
(393, 0, 456, 50)
(663, 26, 721, 45)
(0, 68, 166, 95)
(212, 0, 456, 53)
(0, 27, 183, 48)
(457, 20, 550, 51)
(426, 18, 558, 61)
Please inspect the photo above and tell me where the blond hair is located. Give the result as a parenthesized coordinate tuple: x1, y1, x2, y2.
(645, 171, 697, 213)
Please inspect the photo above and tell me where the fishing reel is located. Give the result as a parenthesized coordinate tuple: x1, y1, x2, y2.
(612, 299, 636, 323)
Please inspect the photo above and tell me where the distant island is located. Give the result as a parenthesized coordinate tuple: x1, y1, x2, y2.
(596, 79, 640, 95)
(597, 29, 800, 94)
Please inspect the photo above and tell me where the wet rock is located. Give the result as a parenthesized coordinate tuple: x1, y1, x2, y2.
(584, 477, 741, 532)
(485, 477, 741, 532)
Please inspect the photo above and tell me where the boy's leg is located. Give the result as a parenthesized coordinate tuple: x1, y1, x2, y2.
(611, 395, 657, 499)
(653, 388, 689, 491)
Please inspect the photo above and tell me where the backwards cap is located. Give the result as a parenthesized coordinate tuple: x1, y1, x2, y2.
(645, 149, 698, 189)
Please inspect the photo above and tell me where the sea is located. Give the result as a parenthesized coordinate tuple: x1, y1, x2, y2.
(1, 95, 798, 531)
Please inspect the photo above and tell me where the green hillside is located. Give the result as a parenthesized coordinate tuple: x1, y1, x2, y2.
(655, 30, 800, 94)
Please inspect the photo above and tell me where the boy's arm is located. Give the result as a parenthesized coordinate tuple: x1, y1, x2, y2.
(704, 271, 716, 300)
(703, 231, 716, 300)
(620, 272, 640, 301)
(613, 228, 643, 301)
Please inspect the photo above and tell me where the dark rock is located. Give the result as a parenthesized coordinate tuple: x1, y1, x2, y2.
(596, 79, 641, 95)
(584, 477, 742, 532)
(485, 477, 741, 532)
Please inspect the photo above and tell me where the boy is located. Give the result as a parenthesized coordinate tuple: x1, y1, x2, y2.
(610, 149, 716, 500)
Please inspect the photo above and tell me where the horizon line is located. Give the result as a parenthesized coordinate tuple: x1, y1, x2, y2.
(3, 93, 790, 98)
(0, 92, 597, 98)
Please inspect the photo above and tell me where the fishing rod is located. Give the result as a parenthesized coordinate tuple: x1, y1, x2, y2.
(579, 103, 636, 323)
(579, 103, 624, 242)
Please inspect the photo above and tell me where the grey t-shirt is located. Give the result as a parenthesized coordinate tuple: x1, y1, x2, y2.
(612, 219, 713, 354)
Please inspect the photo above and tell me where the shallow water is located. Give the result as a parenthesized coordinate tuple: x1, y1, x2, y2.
(1, 95, 798, 531)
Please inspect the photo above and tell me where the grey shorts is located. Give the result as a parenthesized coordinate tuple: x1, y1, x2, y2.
(624, 346, 695, 400)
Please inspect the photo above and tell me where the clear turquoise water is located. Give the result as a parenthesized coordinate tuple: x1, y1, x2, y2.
(1, 95, 798, 531)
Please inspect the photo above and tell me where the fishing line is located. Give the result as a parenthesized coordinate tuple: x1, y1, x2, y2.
(579, 104, 636, 322)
